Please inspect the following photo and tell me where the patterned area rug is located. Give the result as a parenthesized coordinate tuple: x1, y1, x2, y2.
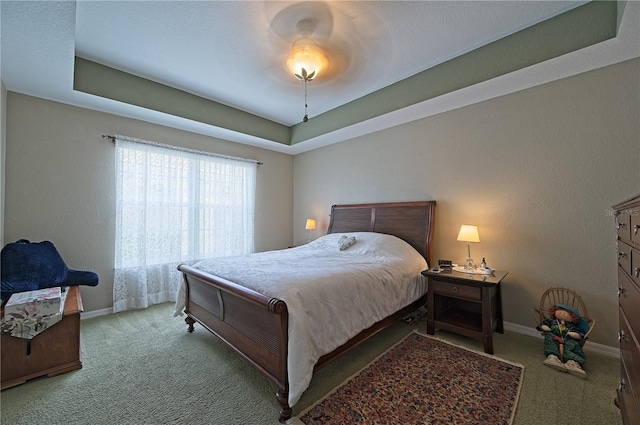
(291, 331, 524, 425)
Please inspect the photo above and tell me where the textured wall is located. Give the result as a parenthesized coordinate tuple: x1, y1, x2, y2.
(1, 79, 6, 246)
(3, 59, 638, 347)
(4, 94, 293, 312)
(293, 59, 640, 348)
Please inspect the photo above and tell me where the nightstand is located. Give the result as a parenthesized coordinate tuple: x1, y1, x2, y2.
(421, 268, 508, 354)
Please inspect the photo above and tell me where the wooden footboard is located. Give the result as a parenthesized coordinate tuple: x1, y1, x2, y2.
(177, 264, 291, 421)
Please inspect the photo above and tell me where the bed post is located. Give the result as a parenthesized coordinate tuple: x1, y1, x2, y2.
(185, 316, 196, 333)
(276, 390, 292, 423)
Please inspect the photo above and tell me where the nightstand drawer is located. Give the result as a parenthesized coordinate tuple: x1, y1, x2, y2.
(431, 280, 481, 301)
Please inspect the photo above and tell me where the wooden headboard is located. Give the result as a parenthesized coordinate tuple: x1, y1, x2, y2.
(327, 201, 436, 265)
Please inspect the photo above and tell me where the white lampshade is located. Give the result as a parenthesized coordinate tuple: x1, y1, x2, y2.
(305, 219, 317, 230)
(457, 225, 480, 243)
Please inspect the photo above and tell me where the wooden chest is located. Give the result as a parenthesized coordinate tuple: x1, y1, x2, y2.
(1, 285, 83, 390)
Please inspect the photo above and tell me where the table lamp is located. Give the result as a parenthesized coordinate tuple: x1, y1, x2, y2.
(457, 225, 480, 270)
(305, 218, 316, 242)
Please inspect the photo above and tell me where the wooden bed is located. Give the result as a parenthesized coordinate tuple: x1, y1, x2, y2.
(177, 200, 435, 422)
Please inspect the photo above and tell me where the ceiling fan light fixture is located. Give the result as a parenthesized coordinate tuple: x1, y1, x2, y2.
(284, 19, 328, 123)
(285, 38, 327, 81)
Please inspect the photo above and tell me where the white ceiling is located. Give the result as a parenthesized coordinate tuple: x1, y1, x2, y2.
(1, 1, 639, 154)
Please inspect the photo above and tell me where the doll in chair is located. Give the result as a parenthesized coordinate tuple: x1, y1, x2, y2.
(538, 304, 589, 378)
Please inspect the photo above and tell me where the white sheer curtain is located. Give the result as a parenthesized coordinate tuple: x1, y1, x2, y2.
(113, 136, 257, 313)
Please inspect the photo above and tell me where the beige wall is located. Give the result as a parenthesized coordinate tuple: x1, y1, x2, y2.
(3, 59, 638, 348)
(293, 58, 640, 348)
(4, 94, 293, 312)
(1, 79, 6, 245)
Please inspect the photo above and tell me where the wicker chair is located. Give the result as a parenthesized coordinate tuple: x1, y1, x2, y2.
(531, 286, 595, 347)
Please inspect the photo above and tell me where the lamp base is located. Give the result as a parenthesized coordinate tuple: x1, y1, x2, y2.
(464, 257, 475, 271)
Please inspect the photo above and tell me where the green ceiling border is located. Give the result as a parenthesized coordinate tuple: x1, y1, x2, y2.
(618, 0, 627, 30)
(291, 0, 618, 145)
(73, 57, 291, 145)
(73, 0, 618, 148)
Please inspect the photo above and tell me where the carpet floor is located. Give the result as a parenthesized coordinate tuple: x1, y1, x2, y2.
(0, 302, 623, 425)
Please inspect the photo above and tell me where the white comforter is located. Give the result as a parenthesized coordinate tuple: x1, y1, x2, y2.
(175, 232, 428, 407)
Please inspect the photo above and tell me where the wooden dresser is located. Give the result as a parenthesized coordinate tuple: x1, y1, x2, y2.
(1, 285, 83, 390)
(614, 193, 640, 424)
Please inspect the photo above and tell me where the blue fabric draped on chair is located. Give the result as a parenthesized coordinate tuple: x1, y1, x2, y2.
(1, 239, 98, 302)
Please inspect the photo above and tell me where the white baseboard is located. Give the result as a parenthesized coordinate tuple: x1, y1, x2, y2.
(503, 321, 619, 358)
(80, 307, 113, 320)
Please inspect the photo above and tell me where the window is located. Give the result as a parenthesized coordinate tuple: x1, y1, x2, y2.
(113, 136, 257, 312)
